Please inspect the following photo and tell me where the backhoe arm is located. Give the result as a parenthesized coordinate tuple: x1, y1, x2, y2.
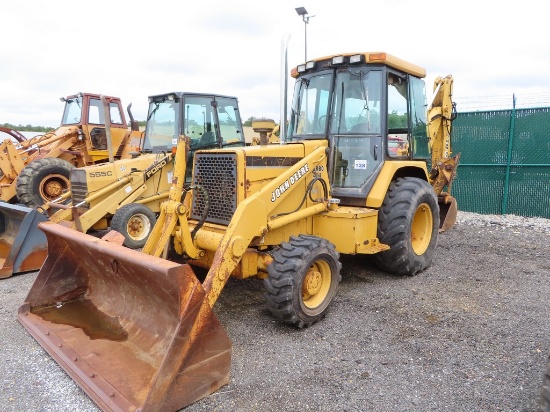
(426, 75, 460, 231)
(427, 75, 459, 195)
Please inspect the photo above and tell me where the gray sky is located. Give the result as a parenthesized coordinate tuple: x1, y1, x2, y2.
(2, 0, 548, 128)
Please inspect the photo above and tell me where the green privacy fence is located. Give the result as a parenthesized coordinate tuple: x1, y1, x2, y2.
(450, 106, 550, 219)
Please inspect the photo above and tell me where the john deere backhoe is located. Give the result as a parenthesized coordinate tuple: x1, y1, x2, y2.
(19, 49, 459, 411)
(0, 92, 246, 278)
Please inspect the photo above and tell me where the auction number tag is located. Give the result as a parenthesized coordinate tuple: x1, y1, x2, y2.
(354, 159, 367, 170)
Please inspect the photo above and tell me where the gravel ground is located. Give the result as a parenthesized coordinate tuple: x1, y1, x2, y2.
(1, 211, 549, 412)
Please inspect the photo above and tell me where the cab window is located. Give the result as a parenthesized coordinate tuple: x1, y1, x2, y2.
(288, 73, 332, 138)
(330, 70, 382, 135)
(88, 98, 123, 125)
(387, 73, 409, 157)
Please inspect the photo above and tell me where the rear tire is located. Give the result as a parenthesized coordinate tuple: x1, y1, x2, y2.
(264, 235, 342, 328)
(373, 177, 439, 276)
(111, 203, 156, 249)
(16, 158, 73, 208)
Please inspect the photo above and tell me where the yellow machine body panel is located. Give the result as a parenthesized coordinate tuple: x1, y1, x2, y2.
(312, 206, 387, 254)
(81, 124, 134, 164)
(366, 160, 429, 208)
(77, 154, 173, 204)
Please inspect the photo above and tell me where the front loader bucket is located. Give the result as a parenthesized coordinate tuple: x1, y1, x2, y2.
(18, 223, 232, 412)
(0, 203, 49, 278)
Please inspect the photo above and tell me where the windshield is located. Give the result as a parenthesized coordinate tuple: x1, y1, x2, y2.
(330, 70, 382, 134)
(184, 96, 244, 149)
(143, 99, 179, 152)
(287, 73, 332, 139)
(61, 96, 83, 125)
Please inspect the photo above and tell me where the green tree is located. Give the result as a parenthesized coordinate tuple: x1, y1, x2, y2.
(1, 123, 54, 132)
(243, 117, 255, 127)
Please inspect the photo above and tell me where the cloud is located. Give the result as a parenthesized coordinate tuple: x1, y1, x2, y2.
(1, 0, 548, 127)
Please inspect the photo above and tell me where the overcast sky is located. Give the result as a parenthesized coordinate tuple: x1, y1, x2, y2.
(2, 0, 548, 128)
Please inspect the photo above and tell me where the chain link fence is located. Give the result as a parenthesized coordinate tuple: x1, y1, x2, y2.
(451, 102, 550, 219)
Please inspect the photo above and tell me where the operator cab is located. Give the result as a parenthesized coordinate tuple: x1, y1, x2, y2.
(61, 93, 127, 151)
(143, 92, 246, 181)
(287, 52, 430, 206)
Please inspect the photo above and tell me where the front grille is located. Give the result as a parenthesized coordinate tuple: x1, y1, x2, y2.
(70, 169, 89, 209)
(191, 153, 238, 226)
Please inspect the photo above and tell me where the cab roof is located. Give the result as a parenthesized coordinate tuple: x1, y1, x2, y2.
(294, 52, 426, 78)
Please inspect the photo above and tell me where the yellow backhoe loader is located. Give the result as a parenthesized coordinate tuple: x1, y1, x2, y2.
(0, 92, 246, 278)
(2, 92, 142, 207)
(19, 48, 459, 411)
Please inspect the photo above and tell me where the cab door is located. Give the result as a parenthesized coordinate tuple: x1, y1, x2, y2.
(329, 69, 384, 203)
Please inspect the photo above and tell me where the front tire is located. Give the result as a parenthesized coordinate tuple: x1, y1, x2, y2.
(373, 177, 439, 276)
(111, 203, 156, 249)
(264, 235, 342, 328)
(16, 158, 74, 207)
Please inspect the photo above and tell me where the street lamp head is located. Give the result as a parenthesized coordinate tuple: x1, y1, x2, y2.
(295, 6, 313, 60)
(295, 7, 308, 16)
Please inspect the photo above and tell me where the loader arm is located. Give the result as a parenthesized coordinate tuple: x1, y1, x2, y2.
(426, 75, 460, 231)
(142, 135, 192, 258)
(143, 141, 330, 307)
(16, 126, 80, 152)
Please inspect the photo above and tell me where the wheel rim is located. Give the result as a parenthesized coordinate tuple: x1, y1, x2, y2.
(411, 202, 433, 255)
(302, 259, 332, 310)
(126, 213, 151, 241)
(39, 174, 70, 202)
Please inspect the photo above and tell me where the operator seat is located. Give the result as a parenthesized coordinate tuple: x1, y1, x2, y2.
(200, 131, 216, 145)
(351, 123, 369, 133)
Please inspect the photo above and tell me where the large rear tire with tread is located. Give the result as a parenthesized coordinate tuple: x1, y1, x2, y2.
(373, 177, 439, 276)
(16, 158, 74, 208)
(264, 235, 342, 328)
(111, 203, 156, 249)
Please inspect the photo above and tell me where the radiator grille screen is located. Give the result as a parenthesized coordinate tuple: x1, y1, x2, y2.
(191, 153, 238, 225)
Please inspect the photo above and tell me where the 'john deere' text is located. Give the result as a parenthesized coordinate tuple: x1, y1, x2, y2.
(271, 163, 309, 202)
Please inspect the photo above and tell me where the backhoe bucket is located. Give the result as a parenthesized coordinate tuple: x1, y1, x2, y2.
(18, 223, 232, 412)
(0, 203, 49, 278)
(438, 195, 458, 232)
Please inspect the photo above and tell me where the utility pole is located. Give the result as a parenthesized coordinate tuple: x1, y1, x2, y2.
(295, 7, 315, 61)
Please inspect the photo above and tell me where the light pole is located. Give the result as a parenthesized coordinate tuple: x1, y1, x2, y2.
(295, 7, 315, 61)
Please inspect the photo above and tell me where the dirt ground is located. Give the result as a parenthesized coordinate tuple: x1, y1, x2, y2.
(1, 215, 549, 411)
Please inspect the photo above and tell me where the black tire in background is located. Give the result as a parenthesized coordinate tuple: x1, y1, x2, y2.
(373, 177, 439, 276)
(540, 351, 550, 411)
(16, 158, 74, 208)
(264, 234, 342, 328)
(111, 203, 156, 249)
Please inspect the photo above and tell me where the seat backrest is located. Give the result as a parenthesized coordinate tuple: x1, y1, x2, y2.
(200, 131, 216, 145)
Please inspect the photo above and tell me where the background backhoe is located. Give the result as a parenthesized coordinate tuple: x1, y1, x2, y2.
(19, 49, 459, 411)
(0, 92, 246, 278)
(1, 92, 142, 207)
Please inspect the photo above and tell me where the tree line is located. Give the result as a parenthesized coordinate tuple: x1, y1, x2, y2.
(3, 117, 258, 131)
(2, 123, 54, 132)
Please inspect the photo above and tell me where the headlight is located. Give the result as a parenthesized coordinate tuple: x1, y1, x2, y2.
(332, 55, 345, 65)
(349, 54, 364, 64)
